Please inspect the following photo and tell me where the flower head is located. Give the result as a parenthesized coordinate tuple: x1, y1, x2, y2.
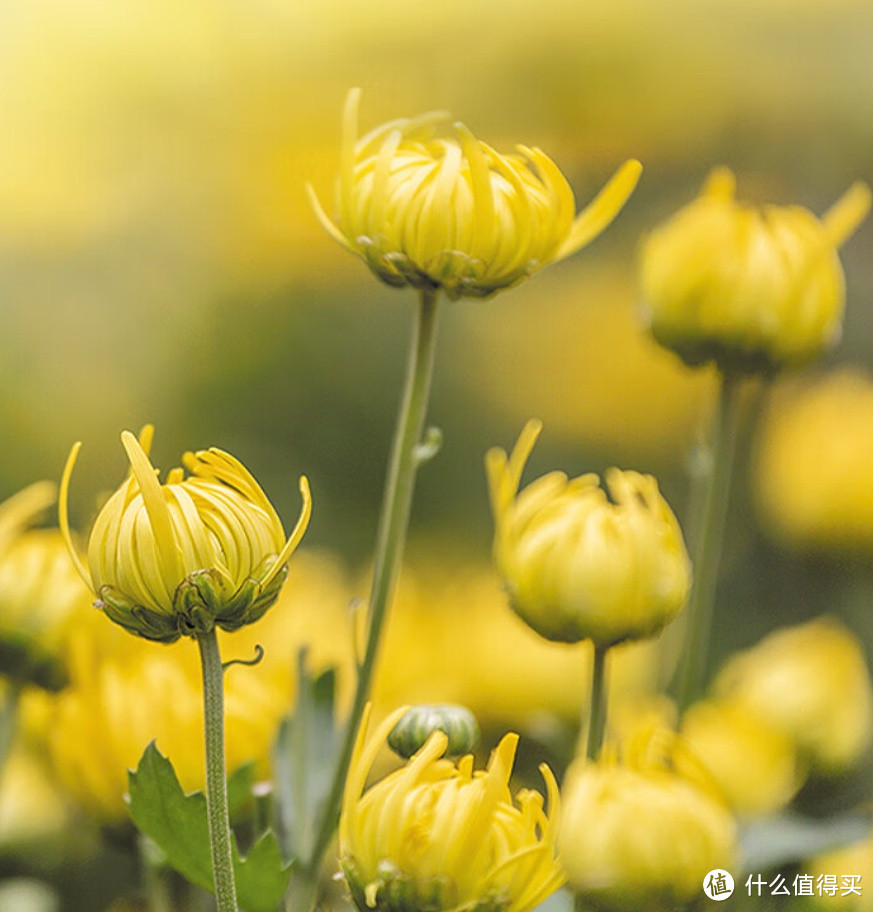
(558, 726, 737, 911)
(59, 426, 312, 643)
(714, 617, 873, 773)
(340, 706, 564, 912)
(308, 89, 641, 299)
(486, 421, 690, 646)
(639, 168, 870, 372)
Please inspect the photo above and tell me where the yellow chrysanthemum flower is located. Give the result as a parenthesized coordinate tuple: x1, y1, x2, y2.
(340, 706, 564, 912)
(680, 698, 803, 818)
(486, 420, 690, 646)
(639, 168, 870, 372)
(559, 726, 737, 912)
(715, 617, 873, 773)
(308, 89, 642, 299)
(0, 483, 92, 688)
(756, 370, 873, 554)
(59, 426, 312, 643)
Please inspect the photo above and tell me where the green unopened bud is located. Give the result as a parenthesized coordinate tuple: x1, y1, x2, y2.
(387, 704, 480, 759)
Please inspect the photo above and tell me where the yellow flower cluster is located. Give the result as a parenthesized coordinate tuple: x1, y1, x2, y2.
(309, 89, 641, 299)
(340, 707, 564, 912)
(487, 421, 690, 646)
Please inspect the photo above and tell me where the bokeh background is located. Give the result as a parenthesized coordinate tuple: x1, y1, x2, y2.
(2, 0, 873, 908)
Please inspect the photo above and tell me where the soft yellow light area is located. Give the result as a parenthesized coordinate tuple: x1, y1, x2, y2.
(639, 168, 869, 371)
(486, 421, 691, 646)
(681, 698, 804, 817)
(373, 564, 666, 731)
(59, 427, 311, 641)
(457, 269, 715, 465)
(715, 617, 873, 773)
(0, 740, 69, 846)
(756, 370, 873, 554)
(340, 707, 564, 912)
(308, 89, 640, 299)
(808, 835, 873, 911)
(559, 726, 737, 910)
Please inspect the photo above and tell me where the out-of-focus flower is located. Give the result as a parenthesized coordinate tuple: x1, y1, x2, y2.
(373, 565, 666, 731)
(341, 706, 564, 912)
(486, 420, 690, 645)
(559, 726, 736, 911)
(756, 371, 873, 554)
(59, 426, 311, 643)
(715, 617, 873, 773)
(808, 835, 873, 911)
(681, 698, 803, 817)
(0, 483, 91, 689)
(308, 89, 641, 299)
(639, 168, 870, 372)
(0, 738, 69, 847)
(45, 630, 290, 821)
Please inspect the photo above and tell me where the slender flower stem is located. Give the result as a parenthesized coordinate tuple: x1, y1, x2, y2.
(0, 682, 21, 786)
(675, 370, 744, 713)
(196, 628, 238, 912)
(300, 288, 441, 900)
(585, 644, 610, 761)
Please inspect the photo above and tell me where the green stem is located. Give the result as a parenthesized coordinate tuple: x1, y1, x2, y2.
(0, 682, 21, 786)
(675, 370, 744, 713)
(299, 288, 441, 903)
(585, 644, 610, 761)
(196, 629, 238, 912)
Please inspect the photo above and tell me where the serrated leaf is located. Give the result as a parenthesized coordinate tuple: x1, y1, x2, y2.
(740, 811, 872, 871)
(273, 649, 343, 865)
(127, 743, 291, 912)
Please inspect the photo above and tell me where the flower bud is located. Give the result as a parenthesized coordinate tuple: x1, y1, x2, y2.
(341, 706, 564, 912)
(308, 89, 641, 300)
(486, 420, 690, 646)
(559, 729, 736, 911)
(715, 617, 873, 773)
(59, 427, 312, 643)
(639, 168, 870, 372)
(387, 704, 480, 759)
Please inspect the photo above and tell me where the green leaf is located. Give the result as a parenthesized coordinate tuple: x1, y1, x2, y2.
(273, 649, 343, 865)
(127, 743, 291, 912)
(740, 811, 872, 871)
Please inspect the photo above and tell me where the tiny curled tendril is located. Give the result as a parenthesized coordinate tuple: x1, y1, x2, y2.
(222, 644, 265, 672)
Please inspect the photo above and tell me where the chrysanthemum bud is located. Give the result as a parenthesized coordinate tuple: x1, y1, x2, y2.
(387, 704, 480, 759)
(308, 89, 642, 300)
(639, 168, 870, 372)
(341, 706, 564, 912)
(59, 427, 312, 643)
(559, 728, 737, 911)
(714, 617, 873, 773)
(486, 420, 690, 646)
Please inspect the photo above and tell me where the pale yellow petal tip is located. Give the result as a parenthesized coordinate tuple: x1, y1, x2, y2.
(702, 167, 737, 200)
(824, 181, 871, 247)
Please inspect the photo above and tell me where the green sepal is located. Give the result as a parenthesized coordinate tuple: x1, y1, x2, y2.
(97, 587, 181, 643)
(127, 743, 291, 912)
